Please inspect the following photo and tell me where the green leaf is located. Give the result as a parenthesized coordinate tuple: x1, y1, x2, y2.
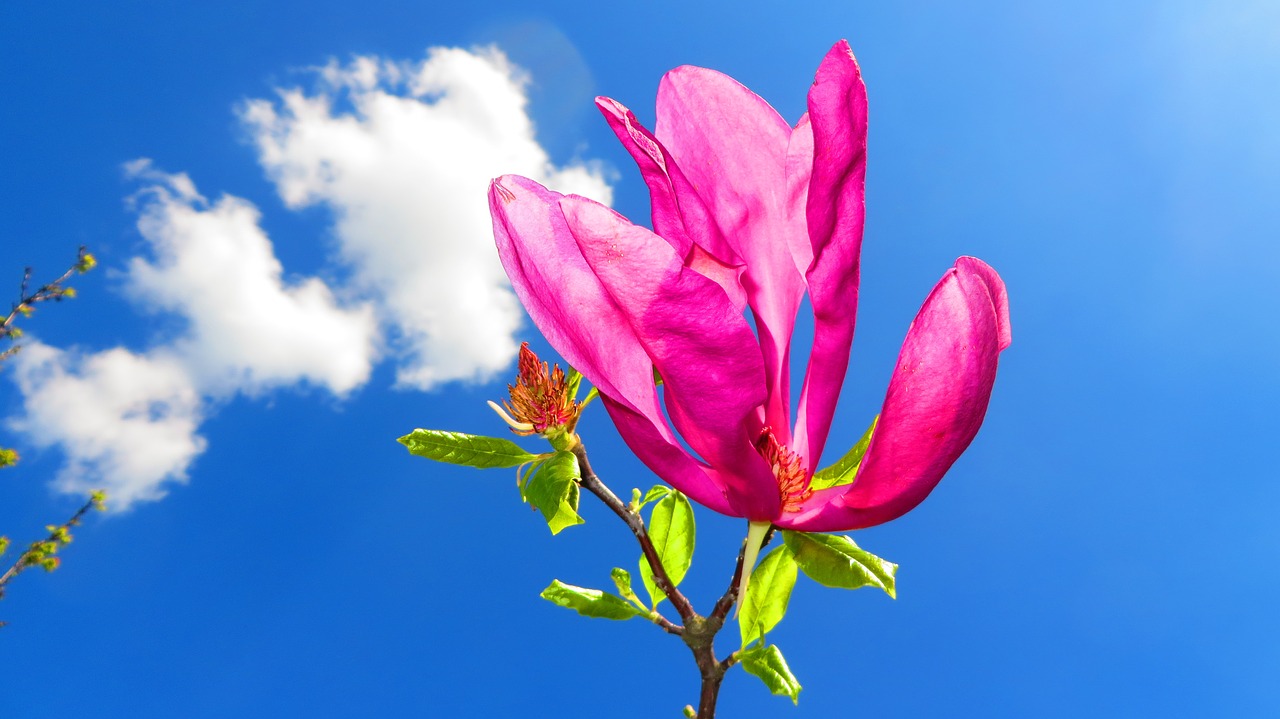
(582, 386, 599, 405)
(739, 545, 798, 648)
(523, 451, 584, 534)
(635, 484, 671, 511)
(540, 580, 643, 620)
(782, 531, 897, 598)
(516, 461, 539, 496)
(739, 643, 802, 704)
(639, 490, 695, 608)
(610, 567, 644, 609)
(809, 415, 878, 490)
(566, 367, 583, 401)
(398, 429, 538, 469)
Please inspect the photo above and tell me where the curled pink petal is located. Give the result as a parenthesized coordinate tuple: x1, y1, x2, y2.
(794, 40, 870, 469)
(489, 175, 650, 416)
(602, 396, 735, 516)
(560, 194, 780, 520)
(595, 97, 741, 268)
(491, 175, 728, 509)
(786, 257, 1011, 531)
(656, 65, 806, 439)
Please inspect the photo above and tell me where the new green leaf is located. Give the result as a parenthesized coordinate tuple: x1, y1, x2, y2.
(783, 531, 897, 598)
(610, 567, 644, 609)
(540, 580, 643, 620)
(739, 545, 798, 648)
(398, 429, 538, 469)
(523, 451, 584, 534)
(739, 643, 802, 704)
(566, 367, 584, 401)
(809, 416, 878, 490)
(635, 484, 671, 511)
(639, 490, 695, 608)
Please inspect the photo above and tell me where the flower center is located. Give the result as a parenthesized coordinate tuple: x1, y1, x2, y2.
(755, 427, 812, 513)
(503, 342, 579, 434)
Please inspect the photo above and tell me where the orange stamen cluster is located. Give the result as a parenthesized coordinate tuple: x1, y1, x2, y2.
(755, 427, 812, 513)
(503, 343, 580, 435)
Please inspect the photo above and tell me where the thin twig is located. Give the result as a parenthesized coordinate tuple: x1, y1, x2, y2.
(0, 495, 99, 601)
(1, 246, 92, 363)
(570, 441, 696, 624)
(647, 611, 684, 635)
(569, 440, 774, 718)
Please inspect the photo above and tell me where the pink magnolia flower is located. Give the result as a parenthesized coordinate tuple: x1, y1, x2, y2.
(488, 40, 1010, 535)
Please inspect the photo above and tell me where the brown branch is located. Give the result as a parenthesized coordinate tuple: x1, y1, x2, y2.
(647, 611, 684, 635)
(570, 441, 696, 625)
(569, 439, 768, 717)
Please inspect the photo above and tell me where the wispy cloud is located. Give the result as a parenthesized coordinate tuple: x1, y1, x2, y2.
(242, 47, 611, 389)
(7, 46, 611, 508)
(123, 160, 378, 396)
(9, 343, 205, 504)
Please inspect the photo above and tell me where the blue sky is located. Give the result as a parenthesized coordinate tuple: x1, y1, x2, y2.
(2, 1, 1277, 716)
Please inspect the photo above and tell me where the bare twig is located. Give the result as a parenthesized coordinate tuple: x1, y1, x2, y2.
(570, 441, 696, 624)
(569, 440, 773, 718)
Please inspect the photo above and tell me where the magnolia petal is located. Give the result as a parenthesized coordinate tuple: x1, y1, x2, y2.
(654, 65, 792, 256)
(560, 194, 781, 520)
(491, 175, 727, 508)
(959, 255, 1012, 351)
(784, 112, 816, 276)
(489, 175, 653, 416)
(781, 257, 1010, 532)
(655, 65, 806, 439)
(793, 40, 870, 469)
(595, 97, 742, 271)
(601, 396, 735, 516)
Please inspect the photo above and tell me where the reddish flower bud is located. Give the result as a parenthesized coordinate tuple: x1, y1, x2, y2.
(491, 343, 581, 442)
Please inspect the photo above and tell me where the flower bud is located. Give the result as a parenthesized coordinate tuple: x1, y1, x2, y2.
(492, 343, 582, 449)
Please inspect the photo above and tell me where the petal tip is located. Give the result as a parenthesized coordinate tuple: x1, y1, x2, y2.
(955, 256, 1012, 351)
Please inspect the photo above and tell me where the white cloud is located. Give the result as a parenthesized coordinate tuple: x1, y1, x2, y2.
(241, 46, 612, 389)
(6, 45, 613, 508)
(8, 343, 205, 505)
(124, 160, 378, 396)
